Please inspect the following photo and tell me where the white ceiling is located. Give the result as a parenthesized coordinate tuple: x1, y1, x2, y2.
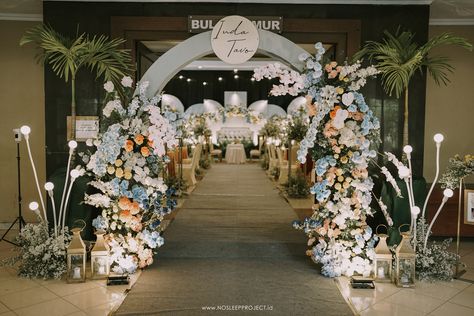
(0, 0, 473, 24)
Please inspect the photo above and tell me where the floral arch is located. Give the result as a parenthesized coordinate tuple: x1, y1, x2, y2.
(138, 30, 308, 98)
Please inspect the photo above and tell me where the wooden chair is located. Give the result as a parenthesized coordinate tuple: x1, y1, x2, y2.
(276, 144, 300, 184)
(209, 142, 222, 162)
(249, 140, 263, 160)
(179, 144, 202, 187)
(267, 144, 279, 172)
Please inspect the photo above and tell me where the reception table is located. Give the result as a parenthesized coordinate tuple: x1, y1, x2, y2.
(225, 143, 247, 164)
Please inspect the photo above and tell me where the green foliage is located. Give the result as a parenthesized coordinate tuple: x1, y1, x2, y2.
(260, 117, 281, 138)
(199, 156, 211, 170)
(260, 153, 269, 170)
(355, 28, 472, 98)
(440, 154, 474, 189)
(285, 170, 310, 198)
(269, 166, 280, 180)
(165, 176, 188, 197)
(413, 218, 459, 281)
(20, 24, 132, 86)
(287, 113, 308, 142)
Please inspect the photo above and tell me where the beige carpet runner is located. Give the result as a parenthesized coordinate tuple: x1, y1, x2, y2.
(116, 164, 352, 315)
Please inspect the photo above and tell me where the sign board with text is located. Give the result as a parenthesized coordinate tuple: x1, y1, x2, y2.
(189, 15, 283, 34)
(211, 15, 259, 65)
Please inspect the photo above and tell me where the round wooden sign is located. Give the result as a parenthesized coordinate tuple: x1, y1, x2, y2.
(211, 15, 259, 65)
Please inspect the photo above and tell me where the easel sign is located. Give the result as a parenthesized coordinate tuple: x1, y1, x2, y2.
(465, 189, 474, 225)
(67, 116, 99, 141)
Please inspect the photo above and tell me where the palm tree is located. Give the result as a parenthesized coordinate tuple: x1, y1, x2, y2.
(20, 24, 132, 139)
(354, 29, 472, 147)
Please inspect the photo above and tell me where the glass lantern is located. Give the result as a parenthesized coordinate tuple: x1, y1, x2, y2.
(91, 230, 110, 279)
(374, 225, 393, 282)
(394, 225, 416, 288)
(67, 228, 87, 283)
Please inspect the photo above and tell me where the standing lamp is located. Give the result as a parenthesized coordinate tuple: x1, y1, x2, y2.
(394, 225, 416, 288)
(91, 230, 110, 279)
(67, 227, 87, 283)
(374, 225, 393, 282)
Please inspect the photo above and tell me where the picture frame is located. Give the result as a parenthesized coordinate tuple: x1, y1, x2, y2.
(464, 189, 474, 225)
(67, 116, 99, 141)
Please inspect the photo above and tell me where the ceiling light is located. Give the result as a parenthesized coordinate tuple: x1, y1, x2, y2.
(234, 75, 239, 79)
(218, 77, 223, 81)
(187, 78, 191, 82)
(178, 75, 184, 79)
(251, 77, 255, 82)
(203, 81, 207, 86)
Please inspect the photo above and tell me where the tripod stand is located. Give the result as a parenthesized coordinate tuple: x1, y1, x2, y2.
(1, 139, 26, 246)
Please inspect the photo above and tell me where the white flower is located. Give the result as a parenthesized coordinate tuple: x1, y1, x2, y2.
(332, 109, 348, 129)
(121, 76, 133, 88)
(104, 81, 114, 93)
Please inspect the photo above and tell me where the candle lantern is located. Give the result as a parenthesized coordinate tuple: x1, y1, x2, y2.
(394, 225, 416, 288)
(67, 227, 87, 283)
(374, 225, 393, 282)
(91, 230, 110, 279)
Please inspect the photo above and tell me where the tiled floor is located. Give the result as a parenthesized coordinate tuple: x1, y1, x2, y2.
(1, 228, 473, 316)
(0, 233, 139, 316)
(337, 240, 474, 315)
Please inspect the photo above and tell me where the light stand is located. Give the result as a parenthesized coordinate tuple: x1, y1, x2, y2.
(1, 129, 26, 246)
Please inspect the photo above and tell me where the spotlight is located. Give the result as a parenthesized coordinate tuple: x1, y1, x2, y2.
(443, 188, 454, 198)
(411, 206, 420, 216)
(68, 140, 78, 149)
(250, 77, 255, 82)
(187, 78, 191, 83)
(29, 201, 39, 211)
(433, 133, 444, 143)
(218, 77, 223, 82)
(70, 169, 80, 179)
(20, 125, 31, 135)
(234, 75, 239, 79)
(178, 75, 184, 80)
(203, 82, 208, 86)
(44, 182, 54, 191)
(403, 145, 413, 154)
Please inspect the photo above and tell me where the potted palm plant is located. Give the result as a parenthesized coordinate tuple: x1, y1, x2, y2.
(20, 24, 132, 139)
(355, 29, 471, 147)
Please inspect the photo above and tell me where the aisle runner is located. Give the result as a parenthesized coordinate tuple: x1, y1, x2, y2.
(116, 164, 352, 315)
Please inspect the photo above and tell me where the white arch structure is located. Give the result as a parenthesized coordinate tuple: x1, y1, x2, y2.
(139, 29, 307, 98)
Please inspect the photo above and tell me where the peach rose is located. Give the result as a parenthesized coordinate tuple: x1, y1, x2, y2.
(118, 197, 131, 210)
(130, 201, 140, 215)
(141, 146, 150, 157)
(124, 140, 134, 152)
(119, 210, 132, 223)
(134, 134, 144, 145)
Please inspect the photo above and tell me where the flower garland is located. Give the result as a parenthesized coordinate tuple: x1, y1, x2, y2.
(220, 105, 262, 123)
(254, 42, 380, 277)
(83, 78, 178, 274)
